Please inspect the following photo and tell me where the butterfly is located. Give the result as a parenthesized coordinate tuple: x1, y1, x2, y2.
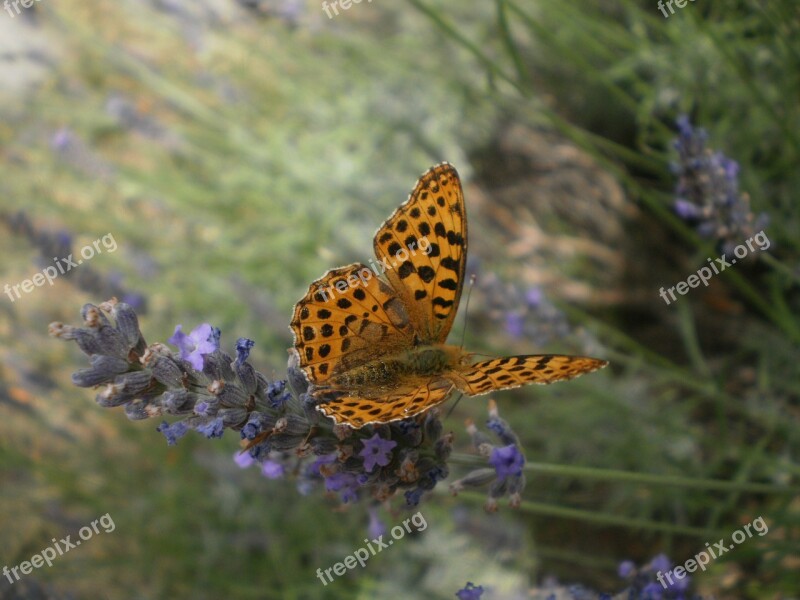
(290, 163, 607, 428)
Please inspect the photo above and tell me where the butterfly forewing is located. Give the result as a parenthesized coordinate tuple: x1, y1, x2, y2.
(373, 163, 467, 344)
(449, 355, 608, 396)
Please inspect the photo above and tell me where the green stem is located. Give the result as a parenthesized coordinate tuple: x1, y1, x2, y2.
(450, 455, 800, 495)
(676, 300, 712, 379)
(761, 253, 800, 286)
(405, 0, 522, 94)
(450, 490, 721, 537)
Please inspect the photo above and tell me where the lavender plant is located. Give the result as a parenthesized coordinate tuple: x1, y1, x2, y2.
(671, 115, 769, 255)
(49, 298, 525, 512)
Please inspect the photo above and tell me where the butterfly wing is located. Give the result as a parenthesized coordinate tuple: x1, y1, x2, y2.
(448, 354, 608, 396)
(316, 379, 454, 427)
(290, 263, 414, 384)
(373, 163, 467, 345)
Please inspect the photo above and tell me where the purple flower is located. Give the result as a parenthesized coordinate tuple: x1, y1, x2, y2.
(196, 416, 224, 439)
(489, 444, 524, 482)
(309, 453, 337, 475)
(325, 471, 360, 503)
(641, 582, 665, 598)
(525, 286, 543, 307)
(486, 414, 518, 446)
(673, 199, 700, 220)
(168, 323, 217, 371)
(675, 114, 693, 138)
(267, 380, 291, 409)
(721, 155, 739, 181)
(455, 582, 484, 599)
(235, 337, 255, 365)
(404, 487, 425, 506)
(240, 412, 273, 443)
(51, 127, 74, 151)
(504, 312, 524, 338)
(649, 554, 671, 573)
(450, 401, 527, 510)
(359, 433, 398, 472)
(368, 506, 387, 540)
(617, 559, 636, 578)
(156, 420, 189, 446)
(234, 451, 255, 468)
(669, 575, 691, 591)
(261, 460, 285, 479)
(671, 115, 768, 247)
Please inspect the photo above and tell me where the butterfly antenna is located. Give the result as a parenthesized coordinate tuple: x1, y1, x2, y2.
(459, 274, 477, 350)
(447, 276, 475, 420)
(445, 389, 464, 420)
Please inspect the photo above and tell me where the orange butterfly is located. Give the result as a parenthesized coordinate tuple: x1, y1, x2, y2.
(290, 163, 607, 427)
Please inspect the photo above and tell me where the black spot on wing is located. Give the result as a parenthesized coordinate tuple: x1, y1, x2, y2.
(397, 261, 415, 279)
(417, 266, 435, 283)
(440, 257, 459, 272)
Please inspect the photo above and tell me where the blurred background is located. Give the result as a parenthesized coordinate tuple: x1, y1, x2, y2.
(1, 0, 798, 598)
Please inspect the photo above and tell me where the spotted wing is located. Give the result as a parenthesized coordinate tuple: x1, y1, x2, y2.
(316, 379, 454, 428)
(373, 163, 466, 344)
(290, 263, 414, 385)
(449, 355, 608, 396)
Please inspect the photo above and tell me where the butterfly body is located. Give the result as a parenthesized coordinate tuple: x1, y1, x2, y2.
(324, 344, 462, 394)
(290, 163, 607, 428)
(402, 344, 465, 376)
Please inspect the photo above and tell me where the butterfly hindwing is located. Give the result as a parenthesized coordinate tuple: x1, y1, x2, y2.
(316, 379, 454, 428)
(290, 263, 414, 384)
